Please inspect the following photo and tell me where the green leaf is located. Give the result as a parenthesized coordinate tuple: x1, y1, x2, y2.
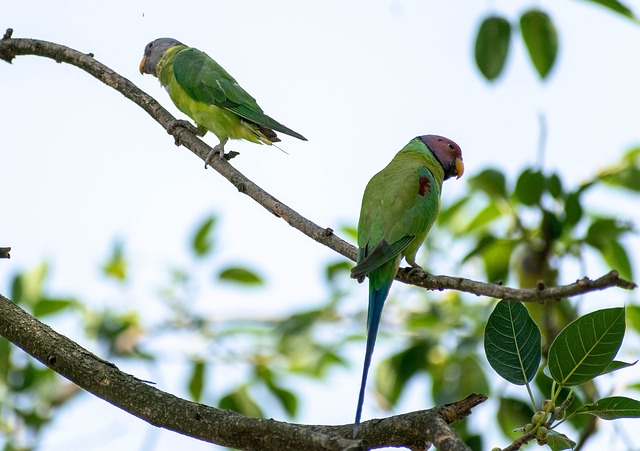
(188, 360, 206, 403)
(599, 240, 633, 280)
(601, 359, 637, 376)
(219, 385, 263, 418)
(218, 266, 264, 286)
(192, 215, 216, 257)
(33, 298, 75, 317)
(564, 192, 583, 226)
(484, 300, 541, 385)
(325, 260, 352, 282)
(520, 9, 558, 79)
(548, 307, 626, 386)
(514, 168, 545, 206)
(496, 397, 534, 439)
(376, 341, 430, 406)
(546, 173, 564, 199)
(599, 166, 640, 192)
(467, 168, 508, 199)
(585, 218, 631, 246)
(480, 239, 517, 283)
(585, 0, 634, 19)
(474, 16, 512, 81)
(266, 382, 297, 417)
(102, 241, 127, 281)
(627, 305, 640, 333)
(575, 396, 640, 420)
(546, 430, 576, 451)
(462, 202, 502, 233)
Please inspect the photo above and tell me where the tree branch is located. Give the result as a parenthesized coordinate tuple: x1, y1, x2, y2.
(0, 293, 485, 451)
(0, 30, 635, 303)
(0, 247, 10, 259)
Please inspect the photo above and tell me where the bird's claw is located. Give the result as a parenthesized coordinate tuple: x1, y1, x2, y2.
(407, 266, 426, 277)
(168, 120, 199, 146)
(204, 143, 225, 168)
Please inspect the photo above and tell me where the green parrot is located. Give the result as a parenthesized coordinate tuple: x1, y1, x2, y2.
(350, 135, 464, 433)
(139, 38, 307, 164)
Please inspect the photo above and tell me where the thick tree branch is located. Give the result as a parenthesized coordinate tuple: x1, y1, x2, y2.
(0, 293, 485, 451)
(0, 30, 635, 303)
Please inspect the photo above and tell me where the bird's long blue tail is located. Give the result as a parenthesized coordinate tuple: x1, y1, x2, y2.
(354, 279, 393, 436)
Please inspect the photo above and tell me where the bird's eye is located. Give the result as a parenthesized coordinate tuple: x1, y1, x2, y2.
(448, 143, 454, 150)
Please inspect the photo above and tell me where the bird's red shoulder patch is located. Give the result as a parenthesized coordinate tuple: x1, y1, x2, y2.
(418, 176, 431, 196)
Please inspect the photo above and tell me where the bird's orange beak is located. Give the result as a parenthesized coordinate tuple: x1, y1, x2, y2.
(455, 157, 464, 179)
(139, 55, 147, 74)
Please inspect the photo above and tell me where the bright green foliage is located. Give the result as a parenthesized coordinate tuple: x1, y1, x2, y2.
(475, 16, 511, 81)
(192, 215, 216, 257)
(102, 240, 128, 281)
(218, 266, 264, 286)
(548, 308, 626, 386)
(485, 300, 541, 385)
(575, 396, 640, 420)
(188, 359, 206, 403)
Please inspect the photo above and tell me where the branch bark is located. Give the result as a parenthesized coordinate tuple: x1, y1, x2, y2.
(0, 293, 485, 451)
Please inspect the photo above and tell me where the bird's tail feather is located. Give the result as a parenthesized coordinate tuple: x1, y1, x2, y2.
(353, 279, 393, 436)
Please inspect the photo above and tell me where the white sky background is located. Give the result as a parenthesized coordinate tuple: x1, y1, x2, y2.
(2, 1, 640, 450)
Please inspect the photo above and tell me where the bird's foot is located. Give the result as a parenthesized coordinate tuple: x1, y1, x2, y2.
(204, 143, 226, 168)
(407, 265, 426, 277)
(168, 120, 199, 146)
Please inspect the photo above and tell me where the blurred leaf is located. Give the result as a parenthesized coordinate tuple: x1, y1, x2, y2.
(542, 210, 563, 241)
(474, 16, 512, 81)
(325, 260, 353, 282)
(564, 192, 583, 226)
(257, 367, 298, 417)
(547, 430, 576, 451)
(340, 225, 358, 241)
(497, 397, 535, 439)
(585, 0, 634, 18)
(515, 168, 545, 206)
(600, 240, 633, 280)
(11, 263, 48, 306)
(219, 385, 263, 418)
(33, 298, 75, 318)
(520, 9, 558, 79)
(102, 241, 127, 281)
(627, 305, 640, 333)
(546, 172, 564, 199)
(218, 266, 264, 286)
(485, 300, 541, 385)
(376, 341, 430, 407)
(431, 354, 490, 405)
(192, 215, 216, 257)
(188, 360, 206, 403)
(548, 307, 626, 386)
(575, 396, 640, 419)
(467, 168, 508, 199)
(599, 166, 640, 192)
(481, 238, 516, 282)
(601, 359, 637, 376)
(438, 196, 470, 226)
(463, 203, 502, 233)
(585, 218, 631, 246)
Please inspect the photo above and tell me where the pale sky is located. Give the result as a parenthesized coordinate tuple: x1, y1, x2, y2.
(2, 1, 639, 450)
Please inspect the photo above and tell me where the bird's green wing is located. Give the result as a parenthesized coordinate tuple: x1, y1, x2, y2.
(173, 48, 306, 140)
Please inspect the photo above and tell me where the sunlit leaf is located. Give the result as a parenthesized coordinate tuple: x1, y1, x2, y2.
(475, 16, 512, 81)
(102, 241, 127, 281)
(219, 385, 263, 418)
(218, 266, 264, 286)
(520, 9, 558, 79)
(627, 305, 640, 333)
(192, 215, 216, 257)
(485, 300, 541, 384)
(463, 202, 503, 233)
(548, 307, 626, 386)
(575, 396, 640, 420)
(188, 360, 206, 403)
